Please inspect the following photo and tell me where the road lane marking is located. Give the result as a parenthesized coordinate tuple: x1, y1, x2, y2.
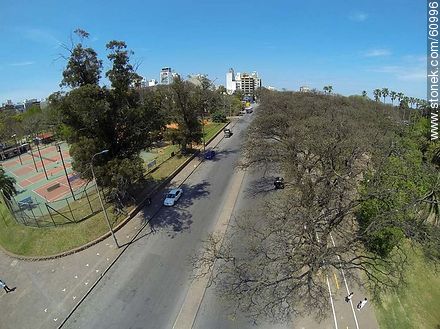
(333, 272, 340, 290)
(330, 233, 360, 329)
(326, 275, 339, 329)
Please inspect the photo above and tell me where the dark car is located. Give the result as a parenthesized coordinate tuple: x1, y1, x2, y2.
(274, 177, 285, 189)
(204, 150, 216, 160)
(224, 128, 232, 138)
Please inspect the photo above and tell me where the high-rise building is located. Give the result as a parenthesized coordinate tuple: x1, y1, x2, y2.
(226, 69, 262, 96)
(160, 67, 173, 85)
(226, 68, 236, 94)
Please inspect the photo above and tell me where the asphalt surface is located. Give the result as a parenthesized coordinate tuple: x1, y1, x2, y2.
(62, 113, 254, 329)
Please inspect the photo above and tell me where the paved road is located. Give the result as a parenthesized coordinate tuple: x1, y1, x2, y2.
(62, 113, 255, 329)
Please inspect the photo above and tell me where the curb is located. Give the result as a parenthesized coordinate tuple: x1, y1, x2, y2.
(3, 122, 230, 261)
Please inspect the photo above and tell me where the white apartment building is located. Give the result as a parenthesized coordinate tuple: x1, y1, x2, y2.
(160, 67, 173, 85)
(148, 79, 158, 87)
(226, 68, 262, 96)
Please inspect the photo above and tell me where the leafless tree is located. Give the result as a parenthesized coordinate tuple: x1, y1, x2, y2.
(193, 90, 439, 323)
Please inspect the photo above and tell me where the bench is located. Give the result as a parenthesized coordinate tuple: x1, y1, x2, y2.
(46, 183, 61, 192)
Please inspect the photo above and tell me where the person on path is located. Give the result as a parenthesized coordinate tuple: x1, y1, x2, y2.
(356, 298, 368, 310)
(345, 292, 354, 302)
(0, 279, 16, 293)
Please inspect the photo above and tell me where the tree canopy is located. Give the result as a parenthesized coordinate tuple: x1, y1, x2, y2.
(194, 90, 440, 322)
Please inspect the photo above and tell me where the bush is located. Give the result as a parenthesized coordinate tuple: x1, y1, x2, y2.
(212, 111, 227, 123)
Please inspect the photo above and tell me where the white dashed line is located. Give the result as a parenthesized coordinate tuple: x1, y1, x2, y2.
(326, 276, 339, 329)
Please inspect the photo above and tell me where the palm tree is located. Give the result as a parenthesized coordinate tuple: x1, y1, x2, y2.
(381, 88, 389, 103)
(0, 167, 16, 200)
(402, 96, 410, 121)
(323, 86, 329, 94)
(328, 85, 333, 94)
(373, 89, 381, 102)
(397, 92, 404, 104)
(362, 90, 367, 98)
(409, 97, 416, 109)
(390, 91, 397, 105)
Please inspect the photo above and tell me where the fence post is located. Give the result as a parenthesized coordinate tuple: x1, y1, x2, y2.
(38, 203, 47, 227)
(66, 198, 76, 223)
(84, 188, 94, 213)
(29, 207, 39, 227)
(46, 203, 56, 227)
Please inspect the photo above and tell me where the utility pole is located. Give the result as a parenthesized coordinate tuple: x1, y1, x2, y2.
(35, 137, 48, 180)
(91, 150, 119, 248)
(11, 134, 23, 165)
(57, 143, 75, 200)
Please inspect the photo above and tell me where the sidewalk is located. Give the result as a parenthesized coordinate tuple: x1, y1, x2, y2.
(0, 122, 231, 329)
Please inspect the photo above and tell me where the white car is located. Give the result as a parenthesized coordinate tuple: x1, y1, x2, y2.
(163, 188, 183, 206)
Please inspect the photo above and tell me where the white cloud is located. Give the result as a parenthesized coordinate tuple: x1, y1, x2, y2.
(368, 66, 425, 81)
(364, 49, 391, 57)
(349, 12, 368, 22)
(397, 70, 426, 81)
(18, 27, 61, 48)
(10, 61, 35, 67)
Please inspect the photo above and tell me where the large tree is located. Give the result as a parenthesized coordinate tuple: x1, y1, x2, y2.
(60, 29, 102, 88)
(56, 32, 164, 202)
(166, 76, 203, 150)
(193, 91, 440, 322)
(0, 167, 17, 200)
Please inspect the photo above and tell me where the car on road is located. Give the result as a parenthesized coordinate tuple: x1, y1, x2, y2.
(204, 150, 216, 160)
(245, 107, 253, 113)
(163, 188, 183, 206)
(224, 128, 232, 138)
(239, 109, 246, 115)
(274, 177, 285, 189)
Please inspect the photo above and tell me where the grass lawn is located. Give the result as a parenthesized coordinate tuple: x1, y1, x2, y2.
(0, 203, 129, 257)
(204, 122, 227, 143)
(374, 245, 440, 329)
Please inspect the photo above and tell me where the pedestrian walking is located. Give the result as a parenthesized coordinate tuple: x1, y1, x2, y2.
(356, 298, 368, 310)
(0, 279, 16, 293)
(345, 292, 354, 302)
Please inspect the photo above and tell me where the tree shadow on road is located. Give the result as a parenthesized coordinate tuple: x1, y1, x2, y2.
(243, 175, 278, 198)
(146, 181, 210, 238)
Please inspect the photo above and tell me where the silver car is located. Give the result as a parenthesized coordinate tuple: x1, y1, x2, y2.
(163, 188, 183, 206)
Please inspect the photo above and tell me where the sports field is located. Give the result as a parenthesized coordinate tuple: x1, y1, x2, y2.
(1, 142, 87, 216)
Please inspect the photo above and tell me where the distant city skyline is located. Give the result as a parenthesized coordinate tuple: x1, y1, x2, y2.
(0, 0, 426, 103)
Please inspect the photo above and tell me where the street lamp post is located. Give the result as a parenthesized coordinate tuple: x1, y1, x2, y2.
(57, 143, 75, 200)
(201, 108, 206, 153)
(28, 143, 38, 172)
(34, 137, 48, 180)
(11, 134, 23, 165)
(91, 150, 119, 248)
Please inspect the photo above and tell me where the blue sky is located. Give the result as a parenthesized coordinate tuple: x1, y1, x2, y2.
(0, 0, 426, 103)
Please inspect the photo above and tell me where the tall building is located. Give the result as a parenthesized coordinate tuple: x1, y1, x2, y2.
(226, 68, 236, 94)
(160, 67, 173, 85)
(226, 69, 262, 96)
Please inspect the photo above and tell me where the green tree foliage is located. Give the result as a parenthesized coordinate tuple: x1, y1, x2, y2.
(60, 29, 102, 88)
(167, 76, 203, 150)
(211, 111, 227, 123)
(56, 31, 164, 203)
(105, 40, 142, 92)
(0, 167, 16, 200)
